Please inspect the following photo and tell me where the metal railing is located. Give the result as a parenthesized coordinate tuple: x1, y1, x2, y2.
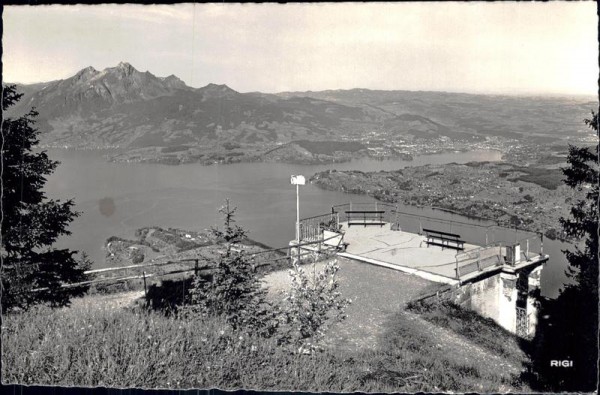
(388, 207, 545, 254)
(299, 212, 339, 241)
(390, 208, 497, 242)
(517, 234, 544, 262)
(454, 244, 504, 278)
(453, 233, 545, 279)
(332, 202, 397, 224)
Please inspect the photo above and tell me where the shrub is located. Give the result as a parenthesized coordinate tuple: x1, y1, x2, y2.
(130, 248, 145, 264)
(145, 278, 194, 314)
(278, 258, 350, 352)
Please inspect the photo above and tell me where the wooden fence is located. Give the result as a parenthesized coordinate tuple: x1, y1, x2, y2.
(31, 233, 345, 295)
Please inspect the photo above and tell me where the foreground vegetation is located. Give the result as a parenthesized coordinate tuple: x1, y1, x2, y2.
(2, 298, 529, 392)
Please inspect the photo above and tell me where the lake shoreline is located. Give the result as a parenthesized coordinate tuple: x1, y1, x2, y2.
(39, 146, 505, 167)
(310, 162, 578, 242)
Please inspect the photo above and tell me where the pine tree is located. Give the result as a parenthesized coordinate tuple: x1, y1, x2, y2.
(529, 112, 598, 391)
(553, 111, 599, 390)
(560, 112, 599, 294)
(188, 200, 274, 333)
(1, 85, 90, 312)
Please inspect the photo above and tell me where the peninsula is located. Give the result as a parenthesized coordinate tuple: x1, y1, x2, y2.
(311, 161, 580, 240)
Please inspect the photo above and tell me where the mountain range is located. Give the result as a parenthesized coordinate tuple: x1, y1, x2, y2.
(6, 62, 376, 150)
(5, 62, 597, 162)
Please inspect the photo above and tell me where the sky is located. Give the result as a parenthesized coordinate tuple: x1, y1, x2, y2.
(3, 2, 598, 96)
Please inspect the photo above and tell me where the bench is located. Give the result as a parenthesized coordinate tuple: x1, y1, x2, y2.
(345, 210, 386, 227)
(422, 228, 465, 250)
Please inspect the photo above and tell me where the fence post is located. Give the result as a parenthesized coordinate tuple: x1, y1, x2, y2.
(142, 271, 148, 300)
(540, 233, 544, 256)
(194, 259, 199, 276)
(455, 257, 460, 279)
(526, 239, 530, 260)
(476, 250, 481, 271)
(419, 220, 423, 235)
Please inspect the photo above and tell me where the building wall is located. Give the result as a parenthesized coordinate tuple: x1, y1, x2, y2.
(453, 274, 501, 321)
(447, 264, 543, 336)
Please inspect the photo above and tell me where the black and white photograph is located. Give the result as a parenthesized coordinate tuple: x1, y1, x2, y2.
(1, 1, 598, 393)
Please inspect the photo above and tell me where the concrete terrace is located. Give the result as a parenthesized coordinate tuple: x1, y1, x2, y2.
(338, 222, 482, 284)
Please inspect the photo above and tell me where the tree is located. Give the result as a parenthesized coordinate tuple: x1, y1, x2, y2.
(188, 199, 274, 333)
(560, 112, 599, 294)
(554, 111, 599, 390)
(527, 112, 598, 391)
(1, 85, 90, 312)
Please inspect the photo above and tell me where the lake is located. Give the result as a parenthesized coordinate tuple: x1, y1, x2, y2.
(44, 148, 570, 298)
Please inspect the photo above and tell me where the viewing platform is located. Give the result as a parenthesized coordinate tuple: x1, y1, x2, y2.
(338, 221, 547, 285)
(292, 202, 548, 286)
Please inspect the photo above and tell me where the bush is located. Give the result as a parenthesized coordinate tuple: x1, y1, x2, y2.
(130, 248, 145, 264)
(278, 258, 350, 352)
(145, 278, 195, 314)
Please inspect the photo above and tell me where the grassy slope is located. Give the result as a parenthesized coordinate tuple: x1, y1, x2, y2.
(2, 290, 530, 392)
(407, 299, 529, 381)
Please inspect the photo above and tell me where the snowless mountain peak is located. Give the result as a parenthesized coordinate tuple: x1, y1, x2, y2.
(108, 61, 138, 76)
(73, 66, 99, 81)
(195, 83, 239, 100)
